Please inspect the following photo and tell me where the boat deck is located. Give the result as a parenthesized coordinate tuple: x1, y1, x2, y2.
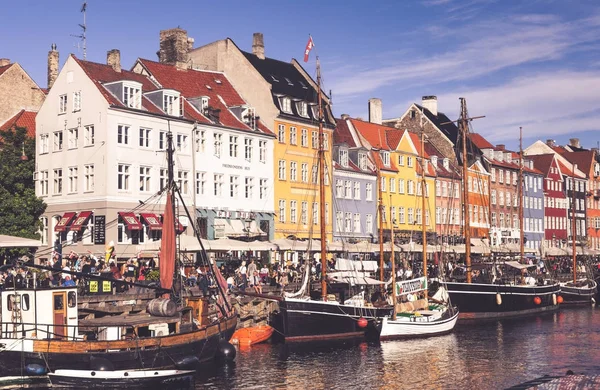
(79, 313, 180, 328)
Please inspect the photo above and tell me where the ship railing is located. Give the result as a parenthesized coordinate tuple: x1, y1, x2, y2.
(1, 321, 82, 341)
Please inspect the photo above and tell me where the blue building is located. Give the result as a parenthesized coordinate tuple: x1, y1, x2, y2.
(522, 158, 545, 253)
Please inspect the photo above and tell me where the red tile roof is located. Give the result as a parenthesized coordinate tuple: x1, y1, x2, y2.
(0, 109, 36, 138)
(334, 118, 357, 147)
(561, 151, 595, 178)
(557, 159, 586, 179)
(137, 59, 272, 135)
(349, 118, 393, 150)
(469, 133, 494, 150)
(0, 63, 13, 77)
(407, 132, 436, 177)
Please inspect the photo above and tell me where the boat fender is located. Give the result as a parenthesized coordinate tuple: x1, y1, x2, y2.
(357, 317, 368, 328)
(592, 297, 596, 305)
(533, 296, 542, 305)
(496, 293, 502, 306)
(557, 295, 564, 304)
(552, 293, 557, 306)
(90, 356, 115, 371)
(215, 340, 236, 362)
(25, 363, 47, 376)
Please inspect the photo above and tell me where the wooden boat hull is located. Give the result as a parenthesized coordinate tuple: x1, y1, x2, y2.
(560, 280, 597, 305)
(274, 298, 393, 342)
(0, 315, 237, 376)
(380, 310, 459, 340)
(230, 325, 274, 346)
(48, 369, 194, 388)
(443, 282, 560, 321)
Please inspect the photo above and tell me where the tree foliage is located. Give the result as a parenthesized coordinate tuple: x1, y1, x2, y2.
(0, 126, 46, 261)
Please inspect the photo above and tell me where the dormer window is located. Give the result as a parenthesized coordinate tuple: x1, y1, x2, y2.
(298, 101, 308, 118)
(123, 85, 141, 109)
(271, 75, 279, 82)
(243, 107, 256, 130)
(163, 93, 180, 116)
(298, 80, 308, 89)
(281, 97, 292, 113)
(339, 149, 349, 168)
(310, 104, 319, 119)
(381, 151, 390, 167)
(358, 153, 367, 170)
(284, 77, 294, 86)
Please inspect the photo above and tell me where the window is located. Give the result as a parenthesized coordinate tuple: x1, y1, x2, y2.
(345, 180, 352, 198)
(290, 161, 298, 182)
(491, 212, 497, 227)
(491, 168, 496, 182)
(68, 129, 78, 150)
(436, 207, 441, 224)
(117, 125, 129, 144)
(139, 128, 151, 148)
(73, 91, 81, 111)
(214, 133, 223, 157)
(278, 125, 286, 143)
(301, 129, 308, 147)
(398, 179, 405, 194)
(68, 166, 78, 193)
(381, 177, 386, 192)
(289, 127, 297, 145)
(345, 212, 352, 232)
(244, 138, 253, 161)
(354, 182, 361, 199)
(340, 149, 349, 167)
(506, 193, 511, 207)
(176, 134, 188, 153)
(281, 97, 292, 113)
(160, 169, 168, 190)
(59, 94, 67, 114)
(260, 179, 268, 199)
(301, 163, 308, 183)
(163, 94, 179, 115)
(301, 202, 308, 224)
(390, 178, 396, 193)
(311, 131, 318, 149)
(40, 134, 49, 154)
(54, 131, 63, 151)
(123, 85, 141, 109)
(84, 125, 94, 146)
(408, 180, 415, 195)
(416, 209, 422, 225)
(245, 177, 254, 198)
(196, 130, 206, 152)
(313, 202, 318, 225)
(324, 133, 329, 150)
(390, 206, 396, 224)
(196, 172, 206, 195)
(336, 180, 344, 198)
(399, 207, 405, 224)
(214, 174, 224, 196)
(358, 153, 367, 170)
(140, 167, 151, 192)
(158, 131, 167, 150)
(408, 208, 414, 224)
(117, 164, 130, 190)
(366, 183, 373, 201)
(84, 164, 94, 192)
(229, 135, 238, 157)
(40, 217, 48, 245)
(279, 200, 286, 222)
(298, 102, 309, 117)
(381, 151, 390, 167)
(53, 168, 62, 194)
(229, 175, 239, 198)
(499, 170, 504, 183)
(259, 140, 267, 163)
(499, 191, 504, 206)
(407, 156, 413, 167)
(366, 214, 373, 234)
(336, 211, 343, 232)
(39, 170, 49, 196)
(491, 190, 497, 205)
(290, 201, 297, 223)
(325, 203, 330, 225)
(398, 155, 405, 166)
(312, 165, 318, 184)
(436, 180, 441, 197)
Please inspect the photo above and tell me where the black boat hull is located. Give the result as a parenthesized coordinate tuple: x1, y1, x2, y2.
(48, 371, 194, 389)
(444, 282, 560, 320)
(275, 298, 393, 342)
(0, 316, 237, 376)
(560, 281, 597, 305)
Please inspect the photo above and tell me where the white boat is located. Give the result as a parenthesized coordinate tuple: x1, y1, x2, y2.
(48, 368, 195, 388)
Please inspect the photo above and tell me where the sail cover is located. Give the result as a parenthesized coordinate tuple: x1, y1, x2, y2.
(159, 196, 176, 291)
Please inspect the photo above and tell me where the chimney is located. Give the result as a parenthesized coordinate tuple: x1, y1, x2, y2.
(546, 139, 555, 147)
(496, 144, 505, 151)
(0, 58, 10, 67)
(107, 49, 121, 73)
(422, 96, 438, 116)
(252, 33, 265, 60)
(47, 44, 59, 89)
(569, 138, 581, 148)
(341, 114, 350, 120)
(159, 28, 190, 69)
(368, 98, 382, 125)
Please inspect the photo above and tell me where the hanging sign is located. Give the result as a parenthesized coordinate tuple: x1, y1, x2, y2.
(395, 277, 427, 296)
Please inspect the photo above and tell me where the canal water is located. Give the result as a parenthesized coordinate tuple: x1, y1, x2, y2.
(196, 306, 600, 389)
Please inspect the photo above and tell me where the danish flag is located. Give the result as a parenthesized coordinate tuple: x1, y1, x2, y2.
(303, 36, 314, 62)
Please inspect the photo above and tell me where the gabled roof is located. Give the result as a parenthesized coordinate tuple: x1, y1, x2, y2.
(561, 151, 595, 178)
(334, 118, 357, 148)
(529, 154, 557, 177)
(0, 63, 13, 78)
(469, 133, 495, 150)
(136, 59, 272, 135)
(0, 109, 36, 138)
(414, 103, 461, 144)
(349, 118, 393, 151)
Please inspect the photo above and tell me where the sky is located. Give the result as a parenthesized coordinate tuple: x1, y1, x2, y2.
(2, 0, 600, 151)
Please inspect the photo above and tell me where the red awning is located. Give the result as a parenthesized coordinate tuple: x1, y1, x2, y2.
(140, 213, 162, 231)
(118, 212, 143, 230)
(55, 212, 76, 232)
(70, 211, 93, 231)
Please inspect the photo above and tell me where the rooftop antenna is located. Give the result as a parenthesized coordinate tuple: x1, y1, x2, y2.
(70, 2, 87, 59)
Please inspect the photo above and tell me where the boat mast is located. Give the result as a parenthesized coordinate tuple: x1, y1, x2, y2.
(572, 163, 577, 283)
(166, 128, 179, 299)
(459, 98, 472, 284)
(377, 156, 385, 290)
(420, 131, 428, 295)
(519, 127, 524, 262)
(317, 57, 328, 301)
(389, 192, 397, 320)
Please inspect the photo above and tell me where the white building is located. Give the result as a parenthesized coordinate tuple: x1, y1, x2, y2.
(35, 50, 275, 261)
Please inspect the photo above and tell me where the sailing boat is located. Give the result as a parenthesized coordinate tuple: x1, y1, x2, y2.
(273, 57, 392, 342)
(558, 162, 598, 304)
(0, 131, 237, 375)
(380, 133, 458, 340)
(442, 99, 561, 320)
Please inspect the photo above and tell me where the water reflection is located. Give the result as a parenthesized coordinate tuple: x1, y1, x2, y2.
(196, 307, 600, 389)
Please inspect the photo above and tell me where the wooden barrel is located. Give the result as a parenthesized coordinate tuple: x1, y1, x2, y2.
(147, 298, 177, 317)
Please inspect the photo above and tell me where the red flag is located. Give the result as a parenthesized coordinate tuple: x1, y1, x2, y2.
(159, 196, 176, 292)
(303, 36, 314, 62)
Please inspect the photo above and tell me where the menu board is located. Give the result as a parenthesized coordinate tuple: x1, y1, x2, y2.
(94, 215, 106, 244)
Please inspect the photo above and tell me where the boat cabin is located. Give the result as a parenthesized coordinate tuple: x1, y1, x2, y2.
(1, 287, 79, 340)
